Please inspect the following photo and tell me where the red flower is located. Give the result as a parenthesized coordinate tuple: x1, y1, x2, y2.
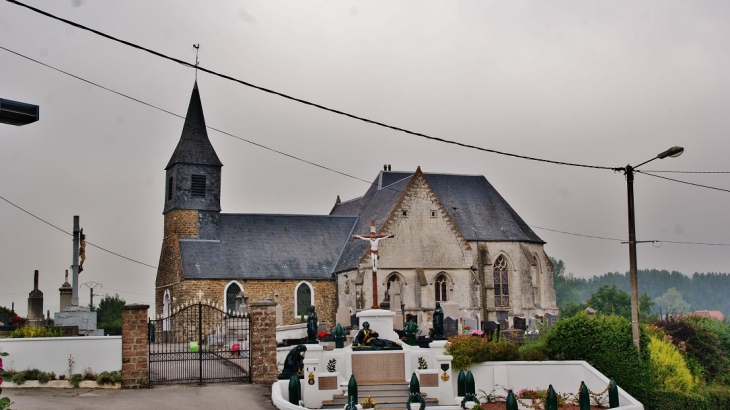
(318, 331, 330, 339)
(230, 343, 241, 352)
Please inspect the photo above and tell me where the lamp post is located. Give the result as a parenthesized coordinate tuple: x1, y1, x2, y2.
(617, 146, 684, 351)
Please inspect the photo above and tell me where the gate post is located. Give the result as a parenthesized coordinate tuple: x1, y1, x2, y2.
(249, 299, 278, 384)
(121, 303, 150, 388)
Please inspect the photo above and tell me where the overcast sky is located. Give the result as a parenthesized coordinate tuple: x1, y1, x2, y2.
(2, 1, 729, 317)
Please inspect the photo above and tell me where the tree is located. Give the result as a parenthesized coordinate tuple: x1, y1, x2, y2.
(653, 287, 690, 314)
(550, 257, 584, 306)
(559, 301, 587, 319)
(96, 294, 125, 335)
(588, 285, 632, 318)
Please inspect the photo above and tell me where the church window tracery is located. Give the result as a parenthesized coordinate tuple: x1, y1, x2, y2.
(435, 274, 448, 302)
(494, 255, 510, 307)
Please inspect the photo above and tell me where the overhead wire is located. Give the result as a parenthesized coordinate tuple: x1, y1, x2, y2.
(3, 44, 730, 267)
(6, 0, 616, 171)
(637, 171, 730, 193)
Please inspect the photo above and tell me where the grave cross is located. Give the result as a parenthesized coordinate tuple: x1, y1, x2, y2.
(196, 290, 204, 301)
(352, 220, 395, 309)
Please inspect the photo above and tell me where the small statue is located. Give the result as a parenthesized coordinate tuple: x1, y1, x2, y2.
(353, 321, 402, 350)
(432, 302, 445, 340)
(278, 344, 307, 380)
(305, 305, 318, 344)
(404, 320, 418, 346)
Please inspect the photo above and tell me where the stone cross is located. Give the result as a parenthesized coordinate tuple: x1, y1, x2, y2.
(196, 290, 204, 300)
(352, 220, 395, 309)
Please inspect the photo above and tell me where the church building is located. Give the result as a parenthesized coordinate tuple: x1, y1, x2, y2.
(155, 83, 558, 328)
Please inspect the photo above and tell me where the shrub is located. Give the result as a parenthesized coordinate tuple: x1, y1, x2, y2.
(654, 315, 729, 384)
(648, 335, 695, 391)
(37, 372, 49, 384)
(542, 313, 654, 404)
(518, 340, 549, 361)
(445, 335, 519, 369)
(485, 340, 519, 361)
(68, 373, 84, 388)
(9, 326, 64, 338)
(647, 386, 730, 410)
(96, 371, 122, 385)
(11, 372, 26, 385)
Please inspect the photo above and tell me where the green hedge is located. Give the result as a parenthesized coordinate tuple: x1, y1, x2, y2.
(542, 313, 654, 404)
(647, 386, 730, 410)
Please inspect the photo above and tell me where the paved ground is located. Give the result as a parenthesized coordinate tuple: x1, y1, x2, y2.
(4, 383, 276, 409)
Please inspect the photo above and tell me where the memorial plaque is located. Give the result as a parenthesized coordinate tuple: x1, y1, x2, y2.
(513, 316, 526, 331)
(319, 376, 338, 390)
(443, 317, 458, 338)
(420, 373, 438, 388)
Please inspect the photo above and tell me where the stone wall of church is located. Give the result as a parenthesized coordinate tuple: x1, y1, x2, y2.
(155, 210, 199, 315)
(163, 209, 198, 238)
(161, 279, 337, 327)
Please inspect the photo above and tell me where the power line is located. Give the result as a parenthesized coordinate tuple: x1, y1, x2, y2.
(530, 226, 623, 242)
(6, 0, 616, 171)
(638, 171, 730, 193)
(643, 170, 730, 174)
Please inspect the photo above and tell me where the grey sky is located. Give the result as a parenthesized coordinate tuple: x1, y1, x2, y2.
(1, 1, 729, 316)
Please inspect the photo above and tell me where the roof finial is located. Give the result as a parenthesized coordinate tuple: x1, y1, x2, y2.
(193, 44, 200, 81)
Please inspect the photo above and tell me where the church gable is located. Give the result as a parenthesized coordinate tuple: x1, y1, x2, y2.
(376, 167, 471, 269)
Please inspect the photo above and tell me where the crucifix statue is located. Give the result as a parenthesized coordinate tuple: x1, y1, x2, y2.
(352, 220, 395, 309)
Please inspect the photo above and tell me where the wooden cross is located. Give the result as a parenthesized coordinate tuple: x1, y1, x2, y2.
(352, 220, 395, 309)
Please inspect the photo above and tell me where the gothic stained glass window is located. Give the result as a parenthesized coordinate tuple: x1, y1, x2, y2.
(225, 282, 241, 312)
(296, 283, 312, 317)
(493, 256, 510, 307)
(435, 274, 448, 302)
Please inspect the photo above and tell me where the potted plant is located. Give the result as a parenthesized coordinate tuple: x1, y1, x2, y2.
(462, 325, 471, 334)
(360, 396, 377, 409)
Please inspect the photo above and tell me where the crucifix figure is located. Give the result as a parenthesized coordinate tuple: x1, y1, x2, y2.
(352, 220, 395, 309)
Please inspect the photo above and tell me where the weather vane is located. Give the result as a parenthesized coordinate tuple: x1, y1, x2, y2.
(193, 44, 200, 80)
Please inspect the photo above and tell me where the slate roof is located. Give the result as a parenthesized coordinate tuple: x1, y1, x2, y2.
(166, 82, 223, 170)
(330, 170, 544, 273)
(179, 214, 356, 280)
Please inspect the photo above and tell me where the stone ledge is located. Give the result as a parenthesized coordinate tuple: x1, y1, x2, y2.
(2, 380, 121, 389)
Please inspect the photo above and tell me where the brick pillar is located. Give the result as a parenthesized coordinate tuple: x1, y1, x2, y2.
(121, 303, 149, 388)
(250, 299, 278, 384)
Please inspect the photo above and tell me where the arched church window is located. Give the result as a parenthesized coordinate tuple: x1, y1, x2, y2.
(295, 282, 313, 317)
(493, 255, 510, 307)
(225, 282, 242, 312)
(435, 274, 448, 302)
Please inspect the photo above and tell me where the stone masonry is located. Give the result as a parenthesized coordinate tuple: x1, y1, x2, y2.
(249, 299, 278, 384)
(121, 303, 149, 388)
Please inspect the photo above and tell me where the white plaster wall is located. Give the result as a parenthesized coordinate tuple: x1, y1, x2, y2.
(0, 336, 122, 375)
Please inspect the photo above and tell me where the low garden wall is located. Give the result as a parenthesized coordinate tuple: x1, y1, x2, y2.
(0, 336, 122, 375)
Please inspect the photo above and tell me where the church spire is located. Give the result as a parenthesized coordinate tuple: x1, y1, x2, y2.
(165, 82, 222, 170)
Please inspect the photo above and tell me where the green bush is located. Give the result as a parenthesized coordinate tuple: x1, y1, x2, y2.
(542, 313, 654, 404)
(11, 372, 26, 385)
(518, 340, 549, 361)
(445, 335, 520, 369)
(68, 373, 84, 388)
(647, 386, 730, 410)
(9, 326, 64, 338)
(654, 315, 730, 384)
(96, 371, 122, 385)
(648, 335, 695, 391)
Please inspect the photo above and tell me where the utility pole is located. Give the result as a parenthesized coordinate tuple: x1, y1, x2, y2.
(82, 282, 102, 310)
(71, 216, 80, 306)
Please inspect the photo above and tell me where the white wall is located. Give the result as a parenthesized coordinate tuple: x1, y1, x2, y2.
(0, 336, 122, 376)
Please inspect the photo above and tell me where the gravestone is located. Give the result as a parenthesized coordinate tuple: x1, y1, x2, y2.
(336, 306, 351, 328)
(350, 314, 359, 329)
(498, 319, 509, 330)
(527, 317, 535, 332)
(546, 313, 558, 327)
(482, 321, 500, 341)
(443, 317, 458, 338)
(418, 321, 432, 337)
(462, 317, 478, 332)
(513, 316, 526, 331)
(389, 282, 404, 330)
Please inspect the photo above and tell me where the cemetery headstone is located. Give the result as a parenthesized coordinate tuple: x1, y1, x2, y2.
(546, 313, 558, 327)
(350, 314, 359, 329)
(482, 321, 500, 341)
(441, 302, 460, 320)
(443, 317, 458, 338)
(462, 317, 478, 333)
(513, 316, 527, 331)
(336, 306, 351, 328)
(498, 319, 509, 330)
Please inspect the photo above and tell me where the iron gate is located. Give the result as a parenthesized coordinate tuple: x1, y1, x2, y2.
(148, 302, 251, 385)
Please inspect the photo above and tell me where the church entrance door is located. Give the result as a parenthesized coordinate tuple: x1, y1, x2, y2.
(148, 301, 251, 385)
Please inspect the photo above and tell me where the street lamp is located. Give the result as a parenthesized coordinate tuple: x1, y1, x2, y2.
(617, 146, 683, 351)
